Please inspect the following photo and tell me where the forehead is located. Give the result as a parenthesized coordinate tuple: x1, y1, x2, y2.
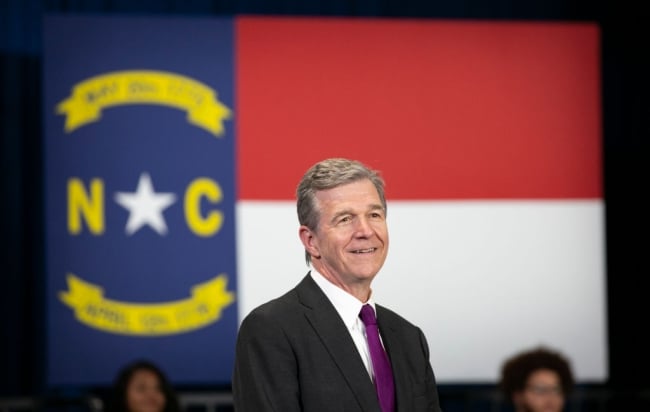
(527, 369, 561, 385)
(129, 369, 159, 384)
(314, 179, 381, 207)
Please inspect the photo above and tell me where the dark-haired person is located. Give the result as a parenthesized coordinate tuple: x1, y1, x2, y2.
(233, 158, 442, 412)
(106, 360, 181, 412)
(500, 346, 575, 412)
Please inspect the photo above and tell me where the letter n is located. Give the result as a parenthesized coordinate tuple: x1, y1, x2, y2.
(68, 178, 105, 235)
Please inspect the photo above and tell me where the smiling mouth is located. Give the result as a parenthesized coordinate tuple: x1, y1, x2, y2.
(352, 248, 376, 254)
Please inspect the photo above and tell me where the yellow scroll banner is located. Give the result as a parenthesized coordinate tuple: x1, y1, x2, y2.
(56, 70, 232, 136)
(59, 273, 235, 336)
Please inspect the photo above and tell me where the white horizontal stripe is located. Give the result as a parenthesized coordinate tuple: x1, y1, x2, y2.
(236, 200, 607, 382)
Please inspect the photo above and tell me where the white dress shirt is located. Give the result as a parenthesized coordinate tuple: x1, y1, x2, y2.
(310, 269, 380, 380)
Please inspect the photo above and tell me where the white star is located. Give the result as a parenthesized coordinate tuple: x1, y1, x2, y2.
(114, 172, 177, 235)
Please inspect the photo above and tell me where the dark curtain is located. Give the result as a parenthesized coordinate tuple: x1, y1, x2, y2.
(2, 0, 648, 405)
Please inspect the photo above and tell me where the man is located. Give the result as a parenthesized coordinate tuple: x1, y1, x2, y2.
(499, 346, 575, 412)
(232, 158, 442, 411)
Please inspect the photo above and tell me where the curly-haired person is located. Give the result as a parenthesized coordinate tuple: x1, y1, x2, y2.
(499, 346, 575, 412)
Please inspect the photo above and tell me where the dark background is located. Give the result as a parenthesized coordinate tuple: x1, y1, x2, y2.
(1, 0, 649, 410)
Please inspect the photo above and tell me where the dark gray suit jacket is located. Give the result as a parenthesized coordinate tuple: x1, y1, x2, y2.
(232, 273, 442, 411)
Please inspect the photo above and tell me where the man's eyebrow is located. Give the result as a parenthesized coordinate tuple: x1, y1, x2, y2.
(331, 204, 384, 222)
(330, 208, 354, 223)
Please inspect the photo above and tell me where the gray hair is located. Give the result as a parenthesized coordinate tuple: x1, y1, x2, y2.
(296, 158, 386, 265)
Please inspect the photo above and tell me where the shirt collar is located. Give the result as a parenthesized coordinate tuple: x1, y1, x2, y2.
(310, 269, 376, 329)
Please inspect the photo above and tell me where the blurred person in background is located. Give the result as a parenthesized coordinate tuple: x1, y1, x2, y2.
(106, 359, 181, 412)
(499, 346, 575, 412)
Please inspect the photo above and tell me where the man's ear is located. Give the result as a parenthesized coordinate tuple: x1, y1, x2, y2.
(299, 226, 320, 259)
(298, 225, 320, 259)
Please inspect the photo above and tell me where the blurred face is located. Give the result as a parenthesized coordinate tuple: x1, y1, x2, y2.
(299, 179, 388, 298)
(514, 369, 565, 412)
(126, 369, 166, 412)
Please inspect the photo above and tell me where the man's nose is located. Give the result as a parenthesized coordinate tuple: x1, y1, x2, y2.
(353, 216, 374, 236)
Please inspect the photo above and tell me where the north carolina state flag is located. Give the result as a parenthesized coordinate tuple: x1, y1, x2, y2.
(44, 15, 605, 386)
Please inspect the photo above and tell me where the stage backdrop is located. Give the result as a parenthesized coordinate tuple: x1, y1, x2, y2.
(44, 15, 606, 386)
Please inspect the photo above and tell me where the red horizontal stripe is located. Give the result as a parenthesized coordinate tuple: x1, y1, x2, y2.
(236, 17, 601, 200)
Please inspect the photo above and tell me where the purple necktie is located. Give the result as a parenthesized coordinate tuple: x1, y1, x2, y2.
(359, 304, 395, 412)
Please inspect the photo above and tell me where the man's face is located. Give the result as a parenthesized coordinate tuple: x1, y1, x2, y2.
(301, 179, 388, 294)
(514, 369, 566, 412)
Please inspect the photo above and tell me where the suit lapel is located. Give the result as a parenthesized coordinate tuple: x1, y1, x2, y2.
(295, 274, 381, 411)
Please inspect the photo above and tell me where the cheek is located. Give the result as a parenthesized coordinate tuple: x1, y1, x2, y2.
(376, 223, 389, 239)
(154, 393, 166, 405)
(126, 393, 141, 409)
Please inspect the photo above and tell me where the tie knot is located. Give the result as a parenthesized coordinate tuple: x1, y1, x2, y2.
(359, 304, 377, 326)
